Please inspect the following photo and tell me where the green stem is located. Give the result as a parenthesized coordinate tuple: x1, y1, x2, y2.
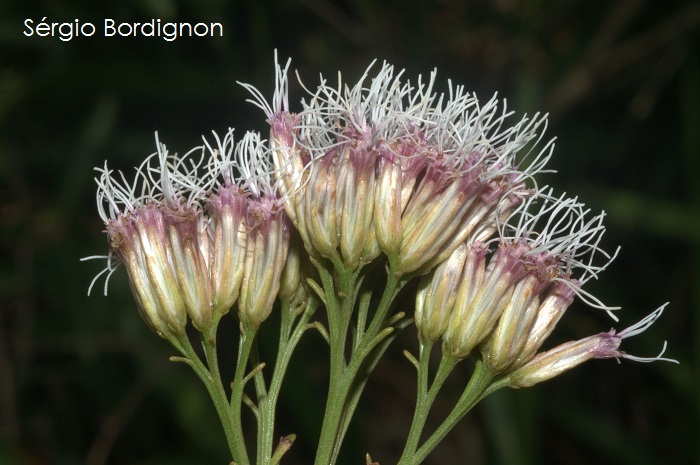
(172, 326, 251, 465)
(314, 268, 406, 465)
(363, 271, 403, 343)
(229, 326, 257, 465)
(314, 264, 355, 465)
(398, 342, 459, 463)
(400, 359, 496, 465)
(256, 298, 319, 465)
(332, 315, 412, 463)
(250, 338, 269, 465)
(354, 279, 374, 351)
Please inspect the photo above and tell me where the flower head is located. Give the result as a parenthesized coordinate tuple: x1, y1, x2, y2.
(85, 129, 292, 336)
(236, 133, 291, 329)
(204, 129, 248, 318)
(86, 135, 212, 337)
(506, 304, 678, 388)
(415, 243, 470, 344)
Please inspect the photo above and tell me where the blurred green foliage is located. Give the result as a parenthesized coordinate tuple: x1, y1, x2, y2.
(1, 0, 698, 464)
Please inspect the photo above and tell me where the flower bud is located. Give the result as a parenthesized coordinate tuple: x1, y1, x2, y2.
(269, 112, 306, 225)
(337, 138, 380, 269)
(209, 185, 248, 317)
(374, 138, 426, 258)
(415, 243, 468, 344)
(506, 304, 677, 388)
(443, 243, 525, 359)
(396, 163, 485, 276)
(279, 232, 303, 302)
(301, 153, 340, 260)
(480, 272, 546, 374)
(167, 210, 213, 331)
(107, 207, 187, 340)
(511, 280, 577, 369)
(238, 198, 291, 329)
(374, 154, 403, 257)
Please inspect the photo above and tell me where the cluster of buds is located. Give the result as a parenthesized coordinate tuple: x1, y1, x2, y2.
(416, 188, 675, 384)
(241, 58, 551, 274)
(87, 130, 290, 338)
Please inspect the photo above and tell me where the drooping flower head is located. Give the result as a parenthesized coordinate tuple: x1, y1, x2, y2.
(506, 304, 678, 388)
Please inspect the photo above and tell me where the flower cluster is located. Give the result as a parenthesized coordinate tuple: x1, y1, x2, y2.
(87, 54, 674, 390)
(241, 59, 551, 275)
(417, 188, 674, 381)
(87, 130, 291, 338)
(239, 56, 673, 384)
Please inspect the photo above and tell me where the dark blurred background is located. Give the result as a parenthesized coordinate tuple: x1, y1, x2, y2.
(1, 0, 699, 464)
